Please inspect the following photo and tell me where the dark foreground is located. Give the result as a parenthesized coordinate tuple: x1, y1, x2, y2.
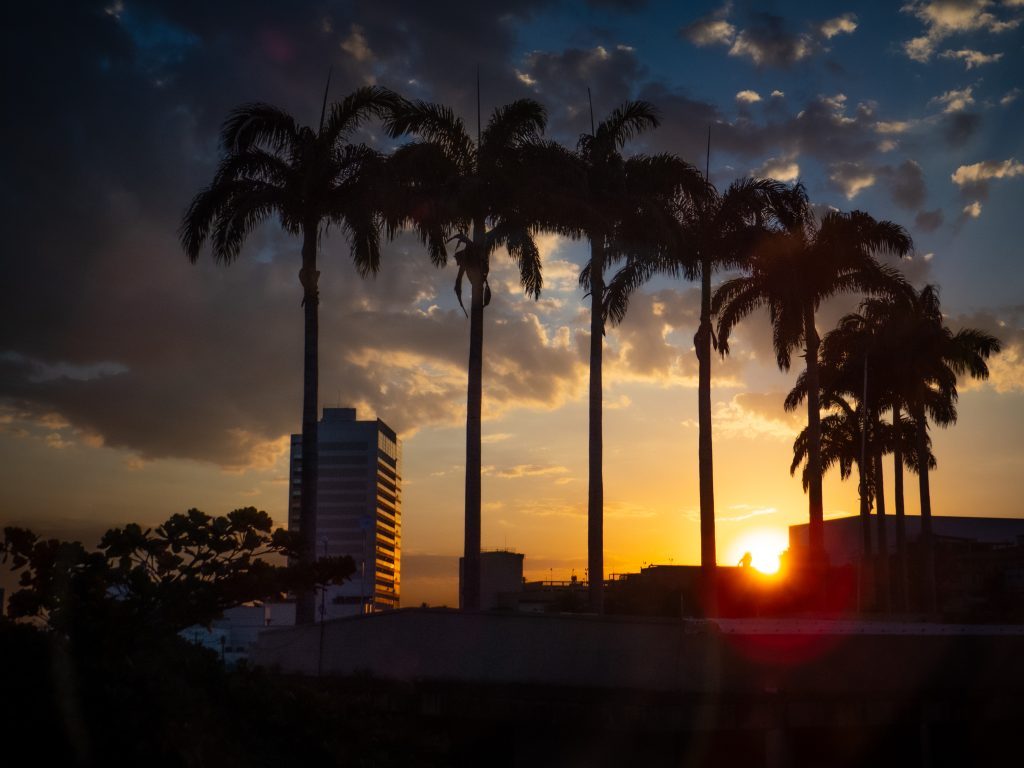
(5, 614, 1022, 768)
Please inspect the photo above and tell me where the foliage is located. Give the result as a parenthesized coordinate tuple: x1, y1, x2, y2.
(1, 507, 354, 639)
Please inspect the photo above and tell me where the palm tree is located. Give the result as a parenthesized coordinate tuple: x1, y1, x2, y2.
(714, 196, 911, 567)
(180, 86, 400, 624)
(385, 98, 557, 611)
(880, 285, 1000, 612)
(571, 102, 701, 613)
(605, 176, 788, 613)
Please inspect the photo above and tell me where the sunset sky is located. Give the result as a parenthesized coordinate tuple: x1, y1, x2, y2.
(3, 0, 1023, 606)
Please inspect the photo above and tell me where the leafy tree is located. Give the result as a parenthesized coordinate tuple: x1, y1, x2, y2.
(180, 86, 399, 623)
(1, 507, 354, 640)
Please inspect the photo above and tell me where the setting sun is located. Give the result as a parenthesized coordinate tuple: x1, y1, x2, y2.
(730, 529, 789, 575)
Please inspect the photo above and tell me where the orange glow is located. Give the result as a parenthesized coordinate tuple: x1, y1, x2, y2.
(729, 528, 788, 575)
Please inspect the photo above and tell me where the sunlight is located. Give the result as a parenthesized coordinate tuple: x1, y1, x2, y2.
(730, 529, 789, 575)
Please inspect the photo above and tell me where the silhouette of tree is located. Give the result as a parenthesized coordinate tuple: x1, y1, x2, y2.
(180, 87, 399, 623)
(875, 285, 1000, 612)
(385, 97, 559, 611)
(570, 102, 698, 613)
(605, 176, 789, 614)
(1, 507, 354, 640)
(788, 306, 937, 612)
(714, 197, 911, 567)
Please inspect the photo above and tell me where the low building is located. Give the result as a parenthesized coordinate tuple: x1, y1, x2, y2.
(459, 549, 524, 610)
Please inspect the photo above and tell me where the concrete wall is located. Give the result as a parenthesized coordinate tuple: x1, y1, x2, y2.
(254, 609, 724, 691)
(252, 609, 1024, 696)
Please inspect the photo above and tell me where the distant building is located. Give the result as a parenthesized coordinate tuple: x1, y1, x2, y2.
(790, 514, 1024, 618)
(182, 602, 296, 664)
(459, 550, 524, 610)
(789, 514, 1024, 564)
(289, 408, 401, 618)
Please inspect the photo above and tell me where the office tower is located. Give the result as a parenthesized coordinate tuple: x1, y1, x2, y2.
(289, 408, 401, 617)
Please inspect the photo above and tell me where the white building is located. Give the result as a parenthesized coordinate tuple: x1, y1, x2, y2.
(290, 408, 401, 618)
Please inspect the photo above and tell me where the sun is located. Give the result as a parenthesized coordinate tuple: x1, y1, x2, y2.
(731, 529, 788, 575)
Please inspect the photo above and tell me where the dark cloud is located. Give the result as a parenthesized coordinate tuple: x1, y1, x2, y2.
(943, 112, 982, 148)
(880, 159, 927, 210)
(914, 209, 945, 232)
(680, 7, 858, 69)
(586, 0, 647, 8)
(513, 44, 646, 139)
(0, 0, 590, 469)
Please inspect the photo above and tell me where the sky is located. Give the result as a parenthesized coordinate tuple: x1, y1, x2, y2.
(2, 0, 1023, 606)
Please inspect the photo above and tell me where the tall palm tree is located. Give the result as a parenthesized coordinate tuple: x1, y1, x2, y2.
(571, 102, 700, 613)
(714, 196, 911, 567)
(605, 177, 788, 613)
(880, 285, 1000, 612)
(385, 98, 557, 611)
(181, 86, 400, 624)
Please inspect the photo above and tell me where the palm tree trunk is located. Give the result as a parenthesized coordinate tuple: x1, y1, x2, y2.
(296, 222, 320, 625)
(857, 450, 872, 610)
(588, 238, 605, 614)
(913, 403, 938, 614)
(874, 427, 891, 614)
(802, 303, 826, 565)
(696, 257, 717, 617)
(462, 219, 485, 612)
(892, 404, 909, 611)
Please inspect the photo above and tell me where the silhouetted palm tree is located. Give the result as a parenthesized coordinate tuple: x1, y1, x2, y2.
(572, 102, 698, 613)
(385, 98, 556, 611)
(181, 86, 400, 623)
(879, 285, 1000, 612)
(714, 196, 911, 567)
(605, 177, 787, 613)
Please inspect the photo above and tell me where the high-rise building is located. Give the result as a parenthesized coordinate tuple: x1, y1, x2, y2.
(289, 407, 401, 618)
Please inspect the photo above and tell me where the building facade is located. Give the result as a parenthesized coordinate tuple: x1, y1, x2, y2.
(289, 408, 401, 617)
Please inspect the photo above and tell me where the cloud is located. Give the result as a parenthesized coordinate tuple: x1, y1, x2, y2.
(1001, 88, 1022, 105)
(949, 307, 1024, 393)
(735, 89, 762, 103)
(818, 13, 859, 39)
(942, 111, 982, 148)
(952, 157, 1024, 185)
(680, 4, 737, 46)
(931, 85, 976, 113)
(879, 159, 927, 210)
(681, 7, 857, 68)
(754, 155, 801, 182)
(939, 48, 1004, 68)
(874, 119, 915, 134)
(485, 463, 570, 479)
(914, 208, 945, 232)
(828, 161, 877, 199)
(962, 200, 983, 218)
(514, 45, 646, 135)
(339, 24, 373, 62)
(712, 392, 803, 441)
(901, 0, 1022, 62)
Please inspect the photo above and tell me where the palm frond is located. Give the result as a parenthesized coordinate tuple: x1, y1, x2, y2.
(221, 103, 300, 153)
(323, 86, 403, 144)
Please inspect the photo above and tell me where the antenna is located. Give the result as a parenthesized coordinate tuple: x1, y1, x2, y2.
(587, 87, 596, 136)
(319, 66, 333, 133)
